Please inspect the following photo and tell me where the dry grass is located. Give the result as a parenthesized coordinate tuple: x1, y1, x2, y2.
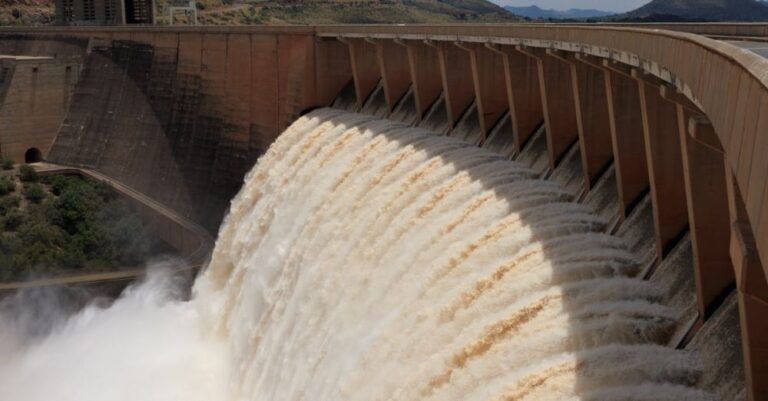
(0, 0, 54, 25)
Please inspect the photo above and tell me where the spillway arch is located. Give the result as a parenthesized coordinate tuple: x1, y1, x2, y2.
(2, 23, 768, 399)
(314, 26, 768, 400)
(319, 24, 766, 252)
(197, 108, 713, 400)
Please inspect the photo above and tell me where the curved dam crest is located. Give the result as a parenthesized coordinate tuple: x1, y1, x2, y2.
(1, 109, 712, 400)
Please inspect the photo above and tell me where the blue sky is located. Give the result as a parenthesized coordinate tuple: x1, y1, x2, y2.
(490, 0, 652, 13)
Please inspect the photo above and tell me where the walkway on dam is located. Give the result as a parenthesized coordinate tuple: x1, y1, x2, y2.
(728, 40, 768, 58)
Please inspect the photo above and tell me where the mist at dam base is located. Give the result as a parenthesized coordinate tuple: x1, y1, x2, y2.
(0, 109, 715, 401)
(0, 267, 232, 401)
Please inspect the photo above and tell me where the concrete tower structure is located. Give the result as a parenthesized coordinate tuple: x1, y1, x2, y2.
(54, 0, 155, 25)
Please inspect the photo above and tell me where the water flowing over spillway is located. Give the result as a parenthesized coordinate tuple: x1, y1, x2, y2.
(193, 108, 715, 401)
(0, 108, 717, 400)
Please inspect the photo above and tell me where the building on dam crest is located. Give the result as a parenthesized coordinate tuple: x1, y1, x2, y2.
(54, 0, 155, 25)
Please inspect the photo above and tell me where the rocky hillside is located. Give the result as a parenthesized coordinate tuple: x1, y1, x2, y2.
(616, 0, 768, 21)
(0, 0, 520, 25)
(159, 0, 521, 25)
(504, 5, 612, 20)
(0, 0, 53, 26)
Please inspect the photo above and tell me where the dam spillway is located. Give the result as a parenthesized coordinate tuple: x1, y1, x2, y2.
(0, 108, 719, 400)
(192, 108, 712, 400)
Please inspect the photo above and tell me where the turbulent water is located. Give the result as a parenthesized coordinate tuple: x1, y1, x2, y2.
(0, 108, 715, 400)
(0, 267, 230, 401)
(195, 108, 713, 400)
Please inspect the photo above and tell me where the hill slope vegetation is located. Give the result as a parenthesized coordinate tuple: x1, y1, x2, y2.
(161, 0, 521, 25)
(0, 0, 53, 25)
(1, 0, 520, 25)
(0, 167, 169, 281)
(504, 5, 612, 20)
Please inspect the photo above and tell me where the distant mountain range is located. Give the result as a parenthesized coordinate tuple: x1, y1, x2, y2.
(614, 0, 768, 22)
(504, 0, 768, 22)
(503, 5, 613, 19)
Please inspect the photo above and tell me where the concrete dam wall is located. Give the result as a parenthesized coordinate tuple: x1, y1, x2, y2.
(0, 29, 347, 230)
(0, 37, 85, 160)
(2, 24, 768, 400)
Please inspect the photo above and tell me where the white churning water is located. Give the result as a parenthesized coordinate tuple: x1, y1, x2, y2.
(0, 108, 715, 401)
(197, 108, 714, 400)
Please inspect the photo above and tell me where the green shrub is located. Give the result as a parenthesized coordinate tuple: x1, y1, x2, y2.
(45, 175, 71, 196)
(11, 219, 67, 270)
(1, 158, 14, 170)
(18, 164, 38, 182)
(2, 208, 24, 231)
(0, 174, 166, 280)
(0, 177, 14, 196)
(0, 196, 20, 216)
(24, 183, 45, 203)
(59, 241, 87, 269)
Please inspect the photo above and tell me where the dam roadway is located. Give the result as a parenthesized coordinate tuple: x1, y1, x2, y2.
(0, 23, 767, 400)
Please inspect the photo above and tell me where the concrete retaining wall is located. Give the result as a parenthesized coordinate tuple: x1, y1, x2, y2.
(0, 56, 80, 162)
(0, 30, 333, 231)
